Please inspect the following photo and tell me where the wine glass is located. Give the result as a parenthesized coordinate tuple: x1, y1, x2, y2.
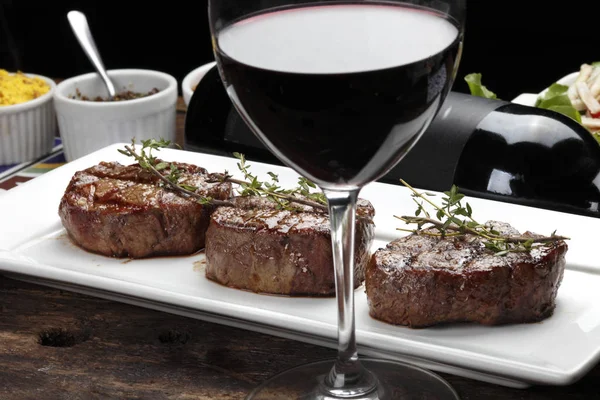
(208, 1, 465, 398)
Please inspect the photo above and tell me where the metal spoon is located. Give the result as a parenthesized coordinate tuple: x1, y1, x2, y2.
(67, 10, 116, 99)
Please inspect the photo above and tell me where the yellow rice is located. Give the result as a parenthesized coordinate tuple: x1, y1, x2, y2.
(0, 69, 50, 106)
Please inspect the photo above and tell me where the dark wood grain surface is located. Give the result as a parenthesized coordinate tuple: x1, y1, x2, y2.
(1, 105, 599, 400)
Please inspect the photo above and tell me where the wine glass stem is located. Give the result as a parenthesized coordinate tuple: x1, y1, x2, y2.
(322, 189, 377, 398)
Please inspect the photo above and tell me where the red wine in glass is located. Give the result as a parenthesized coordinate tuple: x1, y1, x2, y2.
(209, 1, 464, 398)
(216, 3, 461, 189)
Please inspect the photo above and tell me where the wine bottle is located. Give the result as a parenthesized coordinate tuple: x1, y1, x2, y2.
(388, 92, 600, 218)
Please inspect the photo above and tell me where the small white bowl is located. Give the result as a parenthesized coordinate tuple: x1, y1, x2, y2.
(182, 61, 217, 107)
(0, 73, 57, 165)
(54, 69, 178, 161)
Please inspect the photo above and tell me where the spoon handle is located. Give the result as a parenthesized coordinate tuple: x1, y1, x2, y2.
(67, 10, 116, 99)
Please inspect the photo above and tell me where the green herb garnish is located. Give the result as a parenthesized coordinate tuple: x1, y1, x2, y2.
(119, 139, 327, 212)
(395, 179, 569, 256)
(232, 152, 326, 210)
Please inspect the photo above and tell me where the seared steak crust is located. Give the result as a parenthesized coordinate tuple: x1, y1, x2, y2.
(58, 161, 232, 258)
(205, 196, 375, 296)
(365, 221, 568, 328)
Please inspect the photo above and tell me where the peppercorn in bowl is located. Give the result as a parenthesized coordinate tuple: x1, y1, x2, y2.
(53, 69, 177, 161)
(0, 70, 57, 165)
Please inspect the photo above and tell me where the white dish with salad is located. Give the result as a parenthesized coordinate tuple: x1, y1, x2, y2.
(512, 73, 577, 109)
(470, 62, 600, 139)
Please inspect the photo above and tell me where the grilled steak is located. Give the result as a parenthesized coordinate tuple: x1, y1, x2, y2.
(205, 196, 375, 296)
(58, 161, 232, 258)
(365, 221, 567, 328)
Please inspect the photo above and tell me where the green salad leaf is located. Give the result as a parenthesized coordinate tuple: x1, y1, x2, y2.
(464, 73, 498, 99)
(534, 83, 571, 108)
(545, 105, 583, 123)
(534, 83, 582, 123)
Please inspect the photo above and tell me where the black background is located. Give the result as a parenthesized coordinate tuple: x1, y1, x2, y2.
(1, 0, 598, 100)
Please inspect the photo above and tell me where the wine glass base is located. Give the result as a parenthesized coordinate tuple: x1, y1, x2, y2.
(246, 358, 460, 400)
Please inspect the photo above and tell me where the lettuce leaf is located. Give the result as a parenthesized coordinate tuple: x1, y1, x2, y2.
(535, 83, 582, 123)
(535, 83, 570, 107)
(464, 73, 498, 99)
(545, 105, 583, 123)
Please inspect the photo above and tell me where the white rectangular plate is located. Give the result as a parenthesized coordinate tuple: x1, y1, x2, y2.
(1, 143, 600, 389)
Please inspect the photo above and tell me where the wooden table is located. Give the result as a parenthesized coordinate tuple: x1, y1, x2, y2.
(1, 103, 599, 399)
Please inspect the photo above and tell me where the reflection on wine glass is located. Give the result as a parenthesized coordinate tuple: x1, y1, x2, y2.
(208, 1, 465, 398)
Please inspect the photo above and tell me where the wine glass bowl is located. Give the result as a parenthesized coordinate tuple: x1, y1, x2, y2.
(208, 1, 465, 398)
(211, 1, 463, 190)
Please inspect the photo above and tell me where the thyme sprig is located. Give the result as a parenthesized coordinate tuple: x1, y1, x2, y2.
(396, 179, 569, 256)
(119, 139, 327, 212)
(218, 152, 327, 211)
(119, 139, 233, 207)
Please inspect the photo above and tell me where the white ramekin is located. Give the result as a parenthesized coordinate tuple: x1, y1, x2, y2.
(0, 74, 57, 165)
(54, 69, 178, 161)
(182, 61, 217, 107)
